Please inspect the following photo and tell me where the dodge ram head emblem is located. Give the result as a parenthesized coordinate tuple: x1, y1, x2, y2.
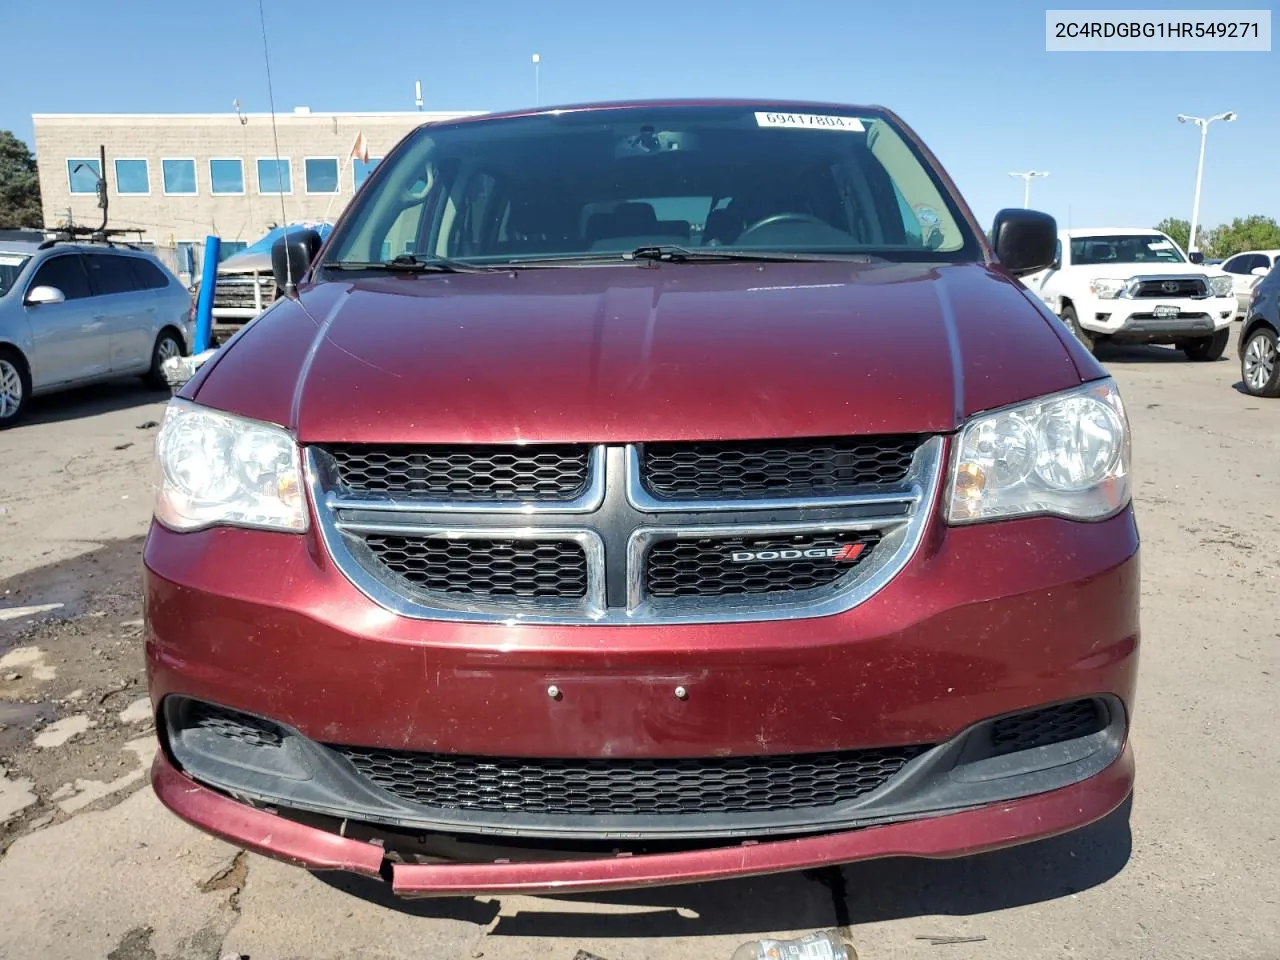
(731, 544, 866, 563)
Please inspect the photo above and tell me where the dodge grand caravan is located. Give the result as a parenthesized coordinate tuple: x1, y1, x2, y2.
(145, 100, 1139, 897)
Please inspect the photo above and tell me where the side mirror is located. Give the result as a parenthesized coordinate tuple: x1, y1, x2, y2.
(1252, 266, 1270, 278)
(990, 208, 1057, 277)
(271, 228, 324, 297)
(25, 285, 66, 306)
(1188, 251, 1205, 265)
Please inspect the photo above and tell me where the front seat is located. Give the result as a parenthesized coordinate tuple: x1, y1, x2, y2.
(609, 202, 658, 237)
(702, 208, 743, 246)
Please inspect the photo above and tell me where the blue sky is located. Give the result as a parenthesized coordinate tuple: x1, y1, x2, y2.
(5, 0, 1276, 230)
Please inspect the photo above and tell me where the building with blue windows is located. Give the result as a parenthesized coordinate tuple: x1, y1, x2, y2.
(33, 106, 480, 283)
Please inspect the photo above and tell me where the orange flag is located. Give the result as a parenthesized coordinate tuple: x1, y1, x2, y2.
(350, 132, 370, 163)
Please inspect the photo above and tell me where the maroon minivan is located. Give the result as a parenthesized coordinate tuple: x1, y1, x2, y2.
(145, 101, 1138, 897)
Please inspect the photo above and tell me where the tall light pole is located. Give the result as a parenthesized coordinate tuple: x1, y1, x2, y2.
(1008, 170, 1049, 208)
(1177, 111, 1236, 256)
(531, 53, 541, 106)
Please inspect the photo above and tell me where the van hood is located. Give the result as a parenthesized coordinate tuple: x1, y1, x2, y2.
(190, 260, 1098, 443)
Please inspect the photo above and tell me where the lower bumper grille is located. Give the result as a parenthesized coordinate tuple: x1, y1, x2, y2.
(164, 695, 1123, 840)
(990, 699, 1107, 755)
(646, 531, 880, 598)
(335, 744, 930, 816)
(363, 535, 588, 600)
(187, 701, 282, 748)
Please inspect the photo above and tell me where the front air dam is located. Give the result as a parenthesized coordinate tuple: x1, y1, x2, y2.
(152, 742, 1134, 898)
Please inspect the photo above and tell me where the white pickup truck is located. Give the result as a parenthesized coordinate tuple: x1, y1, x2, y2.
(1021, 227, 1237, 361)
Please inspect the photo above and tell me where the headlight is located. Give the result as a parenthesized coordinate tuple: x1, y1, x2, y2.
(1089, 278, 1127, 299)
(154, 399, 308, 532)
(1209, 275, 1233, 298)
(947, 379, 1131, 524)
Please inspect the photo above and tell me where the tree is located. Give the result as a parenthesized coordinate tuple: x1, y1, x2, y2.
(1155, 217, 1191, 253)
(1207, 216, 1280, 258)
(0, 130, 42, 229)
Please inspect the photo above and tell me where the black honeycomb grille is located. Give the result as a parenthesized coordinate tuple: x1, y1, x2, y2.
(640, 435, 925, 500)
(322, 444, 592, 500)
(362, 536, 587, 600)
(989, 700, 1106, 756)
(335, 745, 930, 815)
(646, 531, 880, 598)
(187, 702, 282, 748)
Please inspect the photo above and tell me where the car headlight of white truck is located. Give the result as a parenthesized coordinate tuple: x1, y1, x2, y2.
(1089, 279, 1128, 299)
(1209, 275, 1233, 298)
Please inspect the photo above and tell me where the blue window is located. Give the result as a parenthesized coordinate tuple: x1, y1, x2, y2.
(67, 159, 101, 194)
(353, 157, 382, 191)
(257, 158, 292, 195)
(162, 159, 197, 195)
(114, 159, 149, 195)
(209, 159, 245, 195)
(305, 157, 339, 194)
(218, 241, 248, 261)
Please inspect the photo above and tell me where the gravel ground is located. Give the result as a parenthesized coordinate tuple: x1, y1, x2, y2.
(0, 336, 1276, 960)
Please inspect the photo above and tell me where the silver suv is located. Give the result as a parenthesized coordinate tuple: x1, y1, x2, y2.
(0, 240, 194, 427)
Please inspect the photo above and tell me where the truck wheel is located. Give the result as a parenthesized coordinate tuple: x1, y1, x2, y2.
(1060, 305, 1095, 352)
(0, 347, 32, 429)
(1241, 326, 1280, 397)
(1182, 328, 1229, 362)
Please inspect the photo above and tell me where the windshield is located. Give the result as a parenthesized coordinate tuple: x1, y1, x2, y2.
(323, 106, 980, 267)
(0, 253, 32, 298)
(1070, 235, 1186, 266)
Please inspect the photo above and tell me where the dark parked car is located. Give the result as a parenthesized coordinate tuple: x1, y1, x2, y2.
(145, 100, 1138, 897)
(1239, 263, 1280, 397)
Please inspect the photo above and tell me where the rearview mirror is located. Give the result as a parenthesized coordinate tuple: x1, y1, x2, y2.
(25, 285, 65, 306)
(990, 209, 1057, 277)
(1252, 266, 1270, 278)
(1188, 251, 1205, 265)
(271, 228, 324, 297)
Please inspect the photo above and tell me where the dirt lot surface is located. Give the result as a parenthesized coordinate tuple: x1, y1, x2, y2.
(1, 339, 1277, 960)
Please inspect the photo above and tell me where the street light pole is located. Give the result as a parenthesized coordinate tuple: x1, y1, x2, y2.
(1177, 111, 1237, 256)
(1008, 170, 1049, 208)
(532, 53, 541, 106)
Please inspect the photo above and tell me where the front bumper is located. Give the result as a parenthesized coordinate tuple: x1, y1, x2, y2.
(152, 742, 1133, 897)
(1077, 295, 1235, 338)
(145, 508, 1140, 892)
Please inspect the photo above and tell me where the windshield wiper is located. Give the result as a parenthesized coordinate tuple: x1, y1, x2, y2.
(325, 253, 499, 274)
(625, 245, 884, 264)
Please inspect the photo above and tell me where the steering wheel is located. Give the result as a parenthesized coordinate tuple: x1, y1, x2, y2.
(736, 213, 830, 242)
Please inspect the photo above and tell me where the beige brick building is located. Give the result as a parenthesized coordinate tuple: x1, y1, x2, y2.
(32, 107, 481, 280)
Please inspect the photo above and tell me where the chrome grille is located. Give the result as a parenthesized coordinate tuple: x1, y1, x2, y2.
(212, 273, 274, 311)
(363, 535, 587, 601)
(323, 444, 592, 501)
(336, 744, 930, 815)
(308, 436, 942, 625)
(646, 531, 880, 598)
(640, 435, 924, 500)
